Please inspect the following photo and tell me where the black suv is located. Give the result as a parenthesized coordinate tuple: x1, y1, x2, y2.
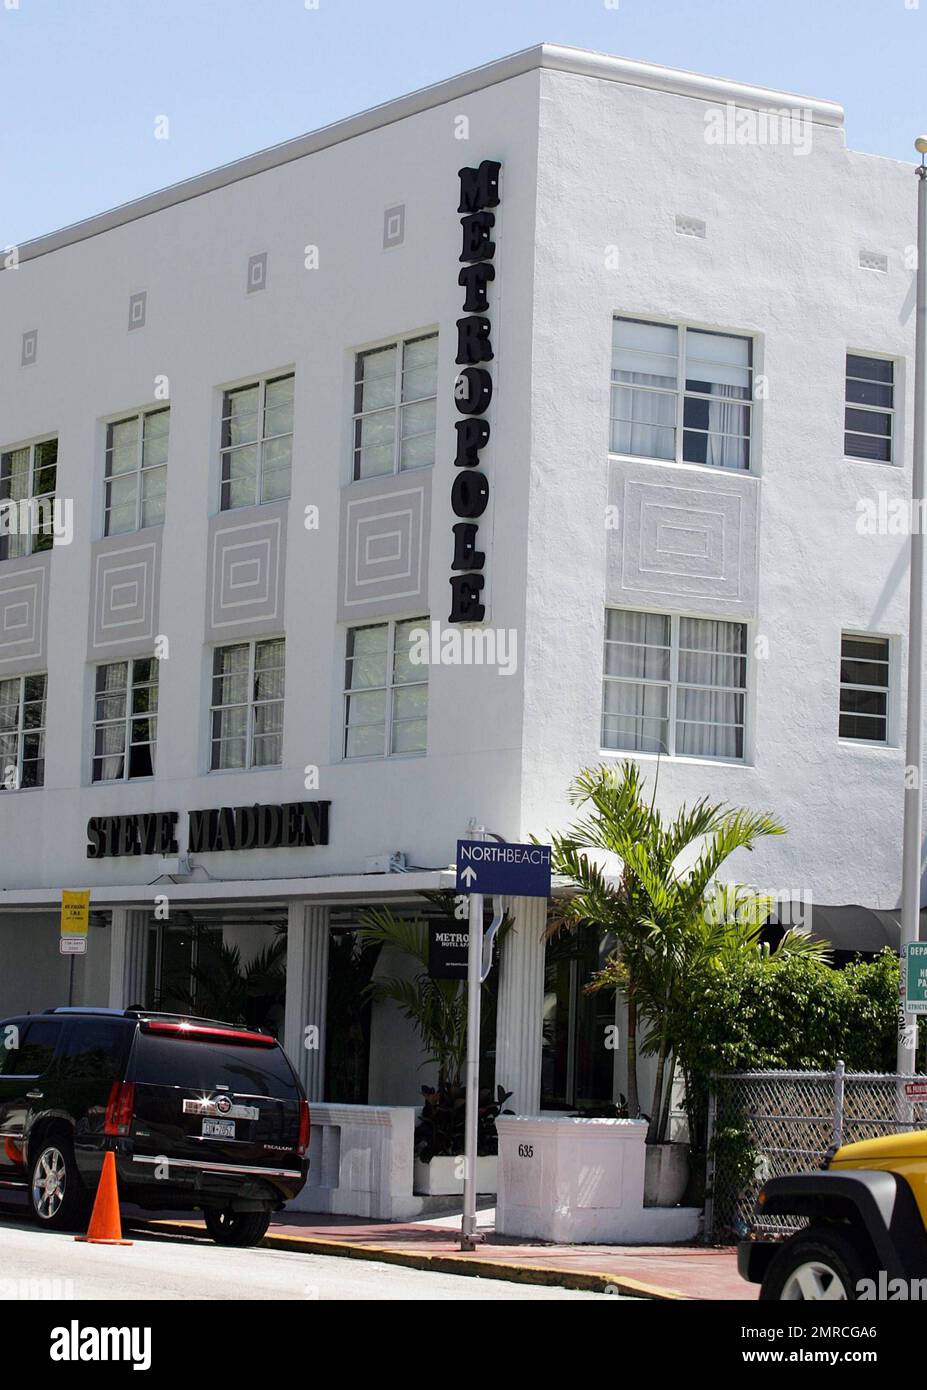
(0, 1007, 309, 1246)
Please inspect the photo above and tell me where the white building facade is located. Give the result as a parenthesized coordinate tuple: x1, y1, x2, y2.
(0, 45, 920, 1119)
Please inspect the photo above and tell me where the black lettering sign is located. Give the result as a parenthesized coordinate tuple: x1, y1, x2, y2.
(450, 160, 501, 624)
(86, 804, 330, 858)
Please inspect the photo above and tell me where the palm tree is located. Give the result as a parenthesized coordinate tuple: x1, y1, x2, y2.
(548, 762, 788, 1139)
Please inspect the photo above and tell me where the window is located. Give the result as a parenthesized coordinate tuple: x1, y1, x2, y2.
(602, 608, 747, 760)
(344, 618, 428, 757)
(0, 673, 47, 790)
(0, 437, 58, 560)
(845, 355, 895, 463)
(839, 634, 890, 743)
(353, 334, 438, 480)
(92, 658, 159, 782)
(610, 319, 753, 470)
(211, 639, 285, 770)
(0, 1019, 62, 1076)
(220, 374, 294, 510)
(104, 408, 169, 534)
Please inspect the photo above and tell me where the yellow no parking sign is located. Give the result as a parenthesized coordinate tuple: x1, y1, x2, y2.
(60, 890, 91, 955)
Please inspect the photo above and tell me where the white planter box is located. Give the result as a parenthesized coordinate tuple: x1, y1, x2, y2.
(414, 1154, 497, 1196)
(496, 1116, 701, 1244)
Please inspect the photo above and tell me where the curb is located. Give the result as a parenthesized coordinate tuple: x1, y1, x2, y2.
(137, 1218, 691, 1300)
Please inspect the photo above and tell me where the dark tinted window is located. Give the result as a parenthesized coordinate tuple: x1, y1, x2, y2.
(0, 1019, 61, 1076)
(57, 1020, 133, 1083)
(132, 1034, 298, 1099)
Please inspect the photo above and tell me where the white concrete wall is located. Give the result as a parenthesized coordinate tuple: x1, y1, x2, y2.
(520, 66, 918, 908)
(0, 69, 542, 894)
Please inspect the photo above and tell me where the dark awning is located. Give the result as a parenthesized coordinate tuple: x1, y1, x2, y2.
(765, 902, 927, 954)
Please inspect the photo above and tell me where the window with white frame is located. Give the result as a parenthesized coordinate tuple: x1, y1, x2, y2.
(839, 634, 890, 743)
(353, 334, 438, 480)
(845, 355, 895, 463)
(0, 673, 47, 790)
(610, 319, 753, 470)
(92, 658, 158, 782)
(0, 437, 58, 561)
(343, 618, 428, 757)
(220, 374, 294, 511)
(210, 638, 285, 770)
(602, 609, 747, 760)
(104, 408, 169, 535)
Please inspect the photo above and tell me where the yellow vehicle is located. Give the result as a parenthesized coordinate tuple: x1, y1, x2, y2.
(738, 1130, 927, 1300)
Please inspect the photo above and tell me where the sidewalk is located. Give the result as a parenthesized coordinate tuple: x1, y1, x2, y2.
(148, 1206, 754, 1300)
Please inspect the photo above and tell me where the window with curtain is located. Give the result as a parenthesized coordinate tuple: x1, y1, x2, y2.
(220, 374, 294, 510)
(602, 608, 747, 760)
(210, 639, 285, 770)
(353, 334, 438, 480)
(92, 658, 158, 782)
(104, 408, 169, 535)
(611, 319, 753, 470)
(845, 355, 894, 463)
(839, 634, 890, 742)
(0, 673, 47, 790)
(0, 437, 58, 560)
(343, 618, 428, 758)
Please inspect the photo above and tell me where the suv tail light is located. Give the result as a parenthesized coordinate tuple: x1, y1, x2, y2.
(297, 1099, 310, 1157)
(104, 1080, 135, 1137)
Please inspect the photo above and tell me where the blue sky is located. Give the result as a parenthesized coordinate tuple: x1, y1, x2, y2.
(1, 0, 925, 248)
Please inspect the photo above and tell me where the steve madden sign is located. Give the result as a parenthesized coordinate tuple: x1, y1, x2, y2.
(86, 801, 331, 859)
(449, 158, 501, 624)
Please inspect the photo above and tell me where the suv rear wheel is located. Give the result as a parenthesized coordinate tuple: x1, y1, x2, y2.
(203, 1208, 271, 1248)
(29, 1137, 87, 1232)
(760, 1225, 873, 1301)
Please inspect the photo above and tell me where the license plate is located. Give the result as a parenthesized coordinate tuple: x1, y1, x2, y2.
(202, 1118, 235, 1139)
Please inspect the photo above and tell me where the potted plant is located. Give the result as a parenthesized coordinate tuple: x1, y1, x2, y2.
(413, 1083, 513, 1195)
(358, 893, 511, 1195)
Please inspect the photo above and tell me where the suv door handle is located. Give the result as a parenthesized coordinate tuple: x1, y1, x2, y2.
(26, 1090, 43, 1099)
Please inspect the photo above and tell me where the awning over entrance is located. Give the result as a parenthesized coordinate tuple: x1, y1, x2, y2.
(766, 902, 927, 954)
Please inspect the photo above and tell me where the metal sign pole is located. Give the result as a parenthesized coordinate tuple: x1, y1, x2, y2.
(460, 882, 483, 1251)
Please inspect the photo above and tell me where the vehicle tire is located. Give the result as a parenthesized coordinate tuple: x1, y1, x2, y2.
(203, 1208, 272, 1248)
(760, 1225, 873, 1301)
(28, 1136, 88, 1232)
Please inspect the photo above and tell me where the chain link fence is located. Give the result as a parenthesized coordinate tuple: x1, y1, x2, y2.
(705, 1064, 927, 1243)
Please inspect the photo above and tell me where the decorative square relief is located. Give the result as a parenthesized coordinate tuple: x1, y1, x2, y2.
(338, 471, 430, 623)
(247, 252, 268, 293)
(0, 555, 50, 675)
(21, 330, 37, 367)
(382, 205, 405, 250)
(89, 533, 162, 657)
(205, 501, 287, 640)
(128, 291, 147, 330)
(607, 460, 759, 619)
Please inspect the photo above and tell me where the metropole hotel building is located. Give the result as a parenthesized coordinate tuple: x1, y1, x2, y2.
(0, 46, 920, 1134)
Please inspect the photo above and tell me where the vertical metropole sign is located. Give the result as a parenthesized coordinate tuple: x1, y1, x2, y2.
(449, 159, 501, 624)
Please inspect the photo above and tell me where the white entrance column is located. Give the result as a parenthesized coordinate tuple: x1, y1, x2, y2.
(107, 909, 149, 1008)
(283, 902, 330, 1101)
(494, 895, 547, 1115)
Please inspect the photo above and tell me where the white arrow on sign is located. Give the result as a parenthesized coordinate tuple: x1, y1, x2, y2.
(461, 865, 477, 887)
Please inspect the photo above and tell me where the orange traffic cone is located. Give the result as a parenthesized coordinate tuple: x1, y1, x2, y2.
(75, 1151, 133, 1245)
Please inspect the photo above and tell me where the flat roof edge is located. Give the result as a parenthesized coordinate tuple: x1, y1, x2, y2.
(8, 42, 845, 267)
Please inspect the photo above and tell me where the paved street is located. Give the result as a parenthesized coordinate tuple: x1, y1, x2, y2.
(0, 1217, 628, 1301)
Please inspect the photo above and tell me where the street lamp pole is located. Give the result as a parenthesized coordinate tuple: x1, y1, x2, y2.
(899, 137, 927, 1076)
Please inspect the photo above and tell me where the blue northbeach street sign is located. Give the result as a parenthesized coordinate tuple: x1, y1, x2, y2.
(455, 840, 552, 898)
